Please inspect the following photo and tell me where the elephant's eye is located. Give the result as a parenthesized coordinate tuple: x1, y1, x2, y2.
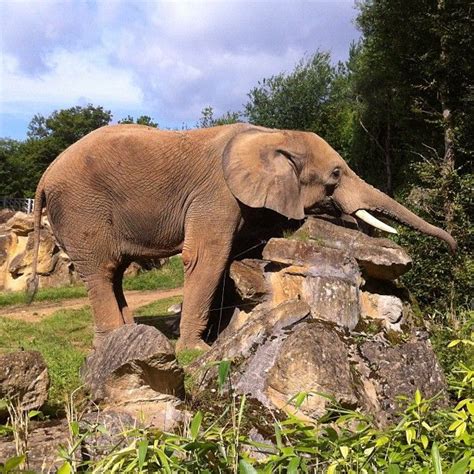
(331, 167, 341, 179)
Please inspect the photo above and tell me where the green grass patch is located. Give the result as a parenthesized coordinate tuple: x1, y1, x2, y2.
(0, 285, 86, 308)
(0, 308, 93, 408)
(123, 256, 184, 291)
(134, 295, 182, 318)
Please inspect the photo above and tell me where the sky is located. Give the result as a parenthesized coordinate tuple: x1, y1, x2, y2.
(0, 0, 360, 140)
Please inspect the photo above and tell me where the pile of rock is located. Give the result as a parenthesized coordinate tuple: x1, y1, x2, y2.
(0, 211, 79, 292)
(189, 217, 447, 426)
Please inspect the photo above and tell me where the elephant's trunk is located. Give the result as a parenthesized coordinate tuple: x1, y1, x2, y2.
(334, 175, 457, 253)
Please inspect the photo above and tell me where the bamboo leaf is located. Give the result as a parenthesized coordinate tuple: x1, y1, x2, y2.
(239, 459, 258, 474)
(190, 411, 203, 440)
(431, 442, 442, 474)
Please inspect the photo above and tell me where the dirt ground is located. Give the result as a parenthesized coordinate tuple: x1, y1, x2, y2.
(0, 287, 183, 322)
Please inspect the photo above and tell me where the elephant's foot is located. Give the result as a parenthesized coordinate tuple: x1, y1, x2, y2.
(175, 337, 211, 353)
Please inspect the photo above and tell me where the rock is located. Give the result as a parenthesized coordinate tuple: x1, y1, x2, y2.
(192, 301, 447, 427)
(360, 292, 405, 331)
(82, 324, 185, 430)
(0, 208, 16, 225)
(262, 238, 361, 329)
(0, 351, 49, 416)
(191, 300, 311, 376)
(242, 320, 358, 419)
(229, 259, 267, 303)
(82, 324, 184, 402)
(359, 335, 448, 424)
(6, 212, 34, 236)
(9, 228, 58, 277)
(0, 420, 68, 472)
(300, 217, 412, 280)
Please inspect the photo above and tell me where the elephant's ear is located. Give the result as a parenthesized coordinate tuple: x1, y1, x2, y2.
(222, 130, 305, 220)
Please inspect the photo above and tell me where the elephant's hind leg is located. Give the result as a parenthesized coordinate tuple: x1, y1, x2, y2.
(113, 262, 135, 325)
(81, 266, 127, 347)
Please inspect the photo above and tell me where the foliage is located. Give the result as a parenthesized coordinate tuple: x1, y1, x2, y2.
(245, 51, 334, 133)
(43, 331, 472, 472)
(1, 105, 112, 197)
(198, 106, 241, 128)
(118, 115, 159, 127)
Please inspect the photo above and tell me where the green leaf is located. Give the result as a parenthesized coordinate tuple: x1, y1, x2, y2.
(239, 459, 258, 474)
(218, 360, 231, 391)
(28, 409, 41, 419)
(275, 423, 283, 449)
(190, 411, 203, 440)
(386, 465, 400, 474)
(5, 455, 26, 472)
(420, 434, 429, 449)
(447, 340, 460, 348)
(340, 445, 349, 459)
(327, 463, 338, 474)
(415, 389, 422, 405)
(287, 456, 300, 473)
(447, 457, 470, 474)
(431, 442, 442, 474)
(137, 439, 148, 470)
(70, 420, 80, 437)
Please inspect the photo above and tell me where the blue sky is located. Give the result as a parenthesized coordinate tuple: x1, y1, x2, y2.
(1, 0, 360, 140)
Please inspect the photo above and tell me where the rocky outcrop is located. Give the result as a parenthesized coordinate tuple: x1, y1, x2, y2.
(81, 324, 186, 431)
(0, 211, 167, 292)
(190, 216, 446, 426)
(0, 211, 79, 292)
(0, 351, 49, 417)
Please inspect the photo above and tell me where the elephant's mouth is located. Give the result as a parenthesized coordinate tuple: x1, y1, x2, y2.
(308, 199, 399, 235)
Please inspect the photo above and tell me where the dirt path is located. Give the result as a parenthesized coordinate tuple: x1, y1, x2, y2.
(0, 287, 183, 322)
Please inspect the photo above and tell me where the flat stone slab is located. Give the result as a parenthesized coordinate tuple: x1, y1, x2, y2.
(299, 217, 412, 280)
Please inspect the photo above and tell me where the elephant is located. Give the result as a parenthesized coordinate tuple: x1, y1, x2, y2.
(28, 123, 456, 351)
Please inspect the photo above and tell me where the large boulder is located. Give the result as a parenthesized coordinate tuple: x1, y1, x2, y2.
(192, 302, 446, 426)
(0, 351, 50, 417)
(82, 324, 186, 431)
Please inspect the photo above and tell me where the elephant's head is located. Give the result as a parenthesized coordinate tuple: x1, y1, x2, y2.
(222, 128, 456, 252)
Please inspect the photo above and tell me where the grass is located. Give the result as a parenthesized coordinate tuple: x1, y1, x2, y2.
(0, 256, 184, 308)
(0, 285, 86, 308)
(0, 294, 187, 411)
(123, 256, 184, 291)
(0, 308, 93, 409)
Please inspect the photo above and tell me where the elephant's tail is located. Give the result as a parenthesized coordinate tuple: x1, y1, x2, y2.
(26, 176, 46, 304)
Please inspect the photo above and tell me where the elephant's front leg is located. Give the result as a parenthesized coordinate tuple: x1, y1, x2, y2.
(176, 231, 234, 352)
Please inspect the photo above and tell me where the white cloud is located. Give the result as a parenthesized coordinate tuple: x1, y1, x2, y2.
(2, 49, 143, 110)
(0, 0, 360, 137)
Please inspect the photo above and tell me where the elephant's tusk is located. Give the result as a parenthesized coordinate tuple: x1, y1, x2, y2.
(355, 210, 398, 234)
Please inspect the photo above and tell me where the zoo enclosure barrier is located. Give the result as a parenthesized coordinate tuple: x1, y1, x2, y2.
(0, 197, 35, 214)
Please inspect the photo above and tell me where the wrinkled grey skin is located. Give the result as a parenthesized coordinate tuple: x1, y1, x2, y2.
(29, 124, 456, 350)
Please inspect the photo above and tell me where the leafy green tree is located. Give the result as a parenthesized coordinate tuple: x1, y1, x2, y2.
(245, 52, 334, 134)
(354, 0, 473, 313)
(118, 115, 159, 128)
(198, 106, 241, 128)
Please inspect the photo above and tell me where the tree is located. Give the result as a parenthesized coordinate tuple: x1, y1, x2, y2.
(118, 115, 159, 128)
(245, 52, 334, 134)
(197, 107, 241, 128)
(354, 0, 473, 312)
